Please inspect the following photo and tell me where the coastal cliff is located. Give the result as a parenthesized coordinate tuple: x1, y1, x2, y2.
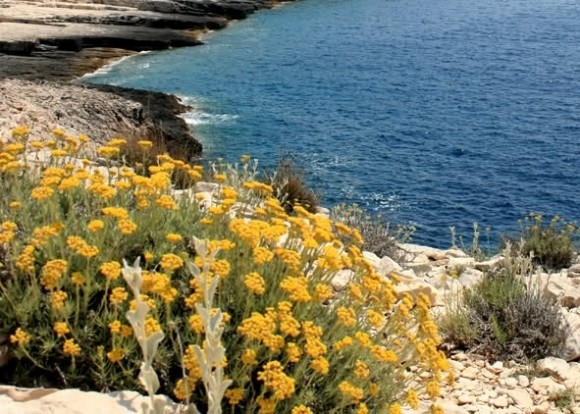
(0, 0, 295, 158)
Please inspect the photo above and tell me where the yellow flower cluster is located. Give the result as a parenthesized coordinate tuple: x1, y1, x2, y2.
(244, 272, 266, 295)
(280, 275, 311, 302)
(109, 287, 128, 306)
(243, 181, 274, 195)
(10, 328, 31, 347)
(0, 221, 17, 244)
(53, 322, 70, 338)
(0, 132, 450, 412)
(141, 271, 177, 303)
(40, 259, 68, 290)
(257, 361, 296, 400)
(67, 236, 99, 258)
(100, 261, 121, 281)
(63, 338, 81, 357)
(159, 253, 184, 271)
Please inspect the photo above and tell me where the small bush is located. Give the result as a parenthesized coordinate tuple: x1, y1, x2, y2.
(0, 127, 449, 413)
(331, 204, 414, 262)
(513, 213, 576, 270)
(550, 387, 578, 411)
(267, 156, 319, 214)
(440, 244, 567, 362)
(450, 223, 491, 261)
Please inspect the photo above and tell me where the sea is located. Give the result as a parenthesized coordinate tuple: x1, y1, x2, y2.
(84, 0, 580, 248)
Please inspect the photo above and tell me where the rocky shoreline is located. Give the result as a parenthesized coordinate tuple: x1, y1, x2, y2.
(0, 0, 297, 158)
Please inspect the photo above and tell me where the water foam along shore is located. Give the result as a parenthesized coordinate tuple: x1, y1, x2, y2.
(0, 0, 298, 159)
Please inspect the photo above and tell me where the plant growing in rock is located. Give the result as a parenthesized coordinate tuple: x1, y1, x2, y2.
(266, 156, 319, 214)
(331, 203, 414, 262)
(512, 213, 577, 270)
(450, 223, 491, 261)
(550, 387, 578, 412)
(439, 243, 567, 362)
(0, 126, 450, 412)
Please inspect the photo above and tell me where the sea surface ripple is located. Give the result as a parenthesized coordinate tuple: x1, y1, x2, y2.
(86, 0, 580, 248)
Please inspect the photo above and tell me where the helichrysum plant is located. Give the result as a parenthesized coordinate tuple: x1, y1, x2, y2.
(518, 213, 576, 270)
(0, 126, 450, 413)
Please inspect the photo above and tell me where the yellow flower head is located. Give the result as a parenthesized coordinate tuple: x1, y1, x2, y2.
(291, 406, 313, 414)
(241, 349, 258, 365)
(224, 388, 244, 406)
(137, 140, 153, 149)
(257, 361, 296, 401)
(311, 357, 330, 375)
(118, 219, 138, 235)
(244, 272, 266, 295)
(71, 272, 85, 286)
(9, 328, 31, 347)
(63, 338, 81, 357)
(100, 261, 122, 281)
(338, 381, 364, 403)
(107, 348, 125, 363)
(109, 320, 121, 334)
(102, 206, 128, 219)
(50, 290, 68, 312)
(31, 186, 54, 201)
(40, 260, 68, 290)
(11, 125, 29, 137)
(166, 233, 183, 243)
(109, 287, 128, 306)
(156, 195, 179, 210)
(87, 219, 105, 232)
(53, 322, 70, 338)
(160, 253, 184, 271)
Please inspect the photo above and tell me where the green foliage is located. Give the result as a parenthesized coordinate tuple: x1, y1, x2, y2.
(440, 245, 567, 362)
(331, 204, 414, 261)
(550, 387, 578, 411)
(449, 223, 492, 261)
(516, 213, 576, 270)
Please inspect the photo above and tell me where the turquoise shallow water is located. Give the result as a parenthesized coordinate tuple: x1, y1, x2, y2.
(85, 0, 580, 247)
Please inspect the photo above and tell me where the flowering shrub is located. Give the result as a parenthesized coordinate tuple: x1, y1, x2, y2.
(518, 213, 576, 270)
(0, 127, 450, 413)
(331, 204, 415, 261)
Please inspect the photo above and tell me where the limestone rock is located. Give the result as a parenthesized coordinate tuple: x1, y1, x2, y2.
(375, 255, 402, 276)
(0, 386, 178, 414)
(398, 243, 447, 260)
(544, 274, 580, 308)
(448, 257, 476, 268)
(561, 309, 580, 361)
(567, 263, 580, 277)
(194, 181, 220, 194)
(457, 394, 475, 405)
(456, 268, 484, 289)
(362, 251, 381, 268)
(491, 395, 508, 408)
(537, 357, 573, 382)
(445, 248, 470, 258)
(330, 269, 355, 292)
(461, 366, 479, 380)
(394, 279, 440, 305)
(506, 388, 534, 408)
(531, 377, 566, 394)
(517, 375, 530, 387)
(406, 262, 433, 275)
(474, 256, 503, 272)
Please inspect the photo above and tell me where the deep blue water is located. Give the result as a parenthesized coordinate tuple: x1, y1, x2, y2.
(85, 0, 580, 248)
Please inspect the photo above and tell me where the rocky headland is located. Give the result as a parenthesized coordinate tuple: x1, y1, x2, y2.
(0, 0, 295, 158)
